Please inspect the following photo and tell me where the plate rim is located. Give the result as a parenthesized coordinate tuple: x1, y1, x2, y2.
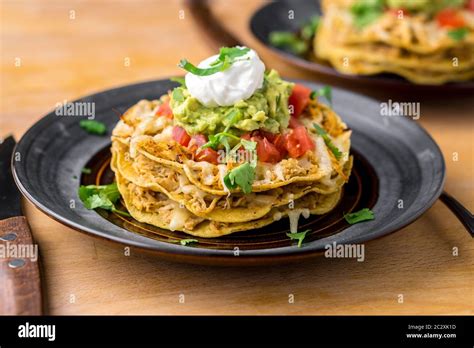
(11, 78, 446, 263)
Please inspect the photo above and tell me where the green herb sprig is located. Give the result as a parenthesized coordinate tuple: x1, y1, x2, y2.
(78, 182, 130, 217)
(313, 124, 343, 160)
(269, 32, 308, 55)
(180, 239, 198, 246)
(447, 27, 468, 41)
(170, 76, 186, 87)
(269, 15, 320, 55)
(286, 229, 310, 248)
(310, 86, 332, 106)
(344, 208, 375, 224)
(350, 0, 385, 28)
(178, 47, 250, 76)
(223, 161, 256, 194)
(201, 109, 242, 152)
(79, 120, 107, 135)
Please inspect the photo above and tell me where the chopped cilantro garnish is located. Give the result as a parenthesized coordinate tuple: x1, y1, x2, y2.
(79, 120, 106, 135)
(223, 109, 242, 129)
(172, 88, 185, 102)
(170, 77, 186, 87)
(313, 124, 343, 160)
(269, 31, 308, 55)
(240, 139, 257, 152)
(223, 162, 256, 194)
(211, 47, 251, 65)
(178, 47, 250, 76)
(78, 182, 130, 217)
(310, 86, 332, 106)
(428, 0, 466, 16)
(447, 27, 468, 41)
(201, 109, 242, 151)
(269, 15, 319, 55)
(286, 229, 310, 248)
(180, 239, 198, 246)
(81, 167, 92, 174)
(344, 208, 375, 224)
(350, 0, 384, 28)
(301, 15, 320, 40)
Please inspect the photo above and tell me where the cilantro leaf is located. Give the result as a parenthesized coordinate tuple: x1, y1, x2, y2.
(178, 59, 226, 76)
(240, 139, 257, 151)
(286, 229, 310, 248)
(212, 47, 250, 65)
(269, 31, 308, 55)
(344, 208, 375, 224)
(178, 47, 250, 76)
(313, 124, 343, 160)
(170, 77, 186, 88)
(350, 0, 384, 28)
(172, 88, 185, 102)
(428, 0, 466, 16)
(223, 162, 256, 194)
(310, 86, 332, 106)
(78, 182, 130, 216)
(201, 109, 243, 151)
(81, 167, 92, 174)
(78, 183, 120, 209)
(223, 109, 242, 131)
(79, 120, 107, 135)
(202, 132, 239, 151)
(201, 134, 221, 150)
(180, 239, 198, 246)
(301, 15, 320, 40)
(447, 27, 468, 41)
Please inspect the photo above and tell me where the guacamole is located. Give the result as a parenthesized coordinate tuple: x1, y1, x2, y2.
(170, 70, 294, 136)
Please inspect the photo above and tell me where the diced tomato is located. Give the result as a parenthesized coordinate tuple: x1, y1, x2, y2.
(156, 101, 173, 119)
(273, 134, 288, 157)
(289, 116, 302, 129)
(195, 148, 218, 165)
(187, 134, 207, 153)
(294, 126, 315, 151)
(259, 130, 278, 143)
(388, 8, 409, 17)
(285, 126, 315, 158)
(288, 84, 312, 117)
(436, 9, 465, 28)
(466, 0, 474, 11)
(172, 126, 191, 147)
(253, 136, 281, 163)
(241, 133, 252, 141)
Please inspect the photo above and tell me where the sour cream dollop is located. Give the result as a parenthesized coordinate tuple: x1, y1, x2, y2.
(185, 47, 265, 107)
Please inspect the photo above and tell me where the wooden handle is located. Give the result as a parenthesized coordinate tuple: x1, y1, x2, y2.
(0, 216, 43, 315)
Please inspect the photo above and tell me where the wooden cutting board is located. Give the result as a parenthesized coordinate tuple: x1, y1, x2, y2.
(1, 0, 472, 315)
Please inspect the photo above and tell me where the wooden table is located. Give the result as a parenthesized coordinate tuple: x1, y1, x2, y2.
(1, 0, 472, 315)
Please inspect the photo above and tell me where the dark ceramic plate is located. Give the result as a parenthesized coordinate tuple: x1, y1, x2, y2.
(12, 79, 445, 265)
(250, 0, 474, 91)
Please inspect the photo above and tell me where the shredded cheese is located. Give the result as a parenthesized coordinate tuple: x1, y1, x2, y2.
(218, 164, 229, 193)
(288, 208, 310, 233)
(273, 163, 285, 181)
(193, 162, 216, 186)
(153, 125, 173, 142)
(313, 136, 332, 176)
(169, 203, 191, 231)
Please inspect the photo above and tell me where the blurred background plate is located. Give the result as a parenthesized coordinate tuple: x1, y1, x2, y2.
(249, 0, 474, 92)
